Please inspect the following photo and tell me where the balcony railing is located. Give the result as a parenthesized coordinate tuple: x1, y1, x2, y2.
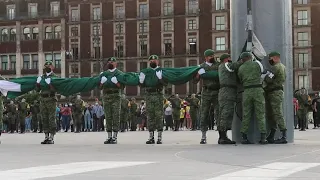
(0, 10, 65, 21)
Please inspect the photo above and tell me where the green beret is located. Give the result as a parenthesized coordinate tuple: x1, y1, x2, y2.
(44, 61, 53, 66)
(268, 51, 280, 58)
(220, 54, 230, 61)
(148, 55, 159, 61)
(240, 52, 252, 59)
(204, 49, 214, 57)
(107, 57, 117, 62)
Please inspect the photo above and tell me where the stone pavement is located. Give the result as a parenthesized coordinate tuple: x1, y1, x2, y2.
(1, 128, 320, 180)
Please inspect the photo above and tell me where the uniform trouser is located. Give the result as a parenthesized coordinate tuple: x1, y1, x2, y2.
(32, 114, 38, 131)
(200, 92, 219, 132)
(217, 100, 235, 131)
(145, 92, 163, 132)
(74, 113, 82, 132)
(20, 115, 26, 133)
(297, 109, 307, 130)
(240, 88, 266, 134)
(129, 114, 137, 130)
(120, 113, 127, 130)
(40, 97, 57, 135)
(265, 90, 286, 131)
(103, 93, 121, 132)
(172, 111, 180, 130)
(190, 108, 198, 130)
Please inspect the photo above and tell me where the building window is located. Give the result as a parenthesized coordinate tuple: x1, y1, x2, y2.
(31, 54, 38, 69)
(163, 2, 173, 16)
(93, 25, 100, 35)
(188, 19, 197, 30)
(28, 3, 37, 18)
(115, 41, 124, 57)
(164, 39, 172, 55)
(23, 55, 30, 69)
(297, 0, 308, 4)
(215, 16, 225, 30)
(54, 53, 61, 69)
(297, 10, 308, 25)
(163, 60, 172, 68)
(298, 75, 308, 89)
(23, 27, 31, 40)
(9, 55, 16, 70)
(71, 64, 79, 74)
(188, 38, 197, 54)
(117, 62, 124, 71)
(71, 44, 79, 60)
(115, 5, 125, 19)
(164, 21, 172, 31)
(1, 55, 8, 70)
(71, 27, 78, 36)
(9, 28, 15, 41)
(187, 0, 198, 14)
(54, 26, 61, 39)
(92, 7, 101, 20)
(6, 5, 15, 20)
(1, 29, 8, 42)
(71, 9, 79, 21)
(115, 24, 124, 34)
(298, 53, 308, 68)
(216, 37, 226, 51)
(139, 22, 148, 33)
(139, 4, 148, 18)
(92, 63, 99, 73)
(50, 1, 60, 17)
(45, 26, 52, 39)
(45, 54, 52, 62)
(32, 27, 38, 40)
(297, 32, 308, 46)
(140, 40, 148, 56)
(216, 0, 225, 10)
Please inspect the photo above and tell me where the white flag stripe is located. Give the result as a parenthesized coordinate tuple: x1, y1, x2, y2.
(0, 80, 21, 96)
(205, 162, 320, 180)
(252, 32, 267, 60)
(0, 161, 154, 180)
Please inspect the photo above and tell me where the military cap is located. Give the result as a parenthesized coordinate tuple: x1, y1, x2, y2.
(220, 54, 230, 61)
(148, 55, 159, 61)
(268, 51, 280, 58)
(240, 52, 252, 59)
(44, 61, 53, 66)
(204, 49, 215, 57)
(107, 57, 117, 62)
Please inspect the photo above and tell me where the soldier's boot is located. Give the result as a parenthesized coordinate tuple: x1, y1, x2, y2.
(112, 132, 118, 144)
(274, 130, 288, 144)
(259, 133, 268, 145)
(241, 133, 252, 144)
(266, 128, 276, 144)
(146, 131, 155, 144)
(39, 124, 43, 133)
(200, 131, 207, 144)
(218, 131, 236, 144)
(157, 131, 162, 144)
(104, 132, 113, 144)
(41, 133, 50, 144)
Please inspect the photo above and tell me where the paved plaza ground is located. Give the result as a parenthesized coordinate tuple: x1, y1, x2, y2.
(1, 128, 320, 180)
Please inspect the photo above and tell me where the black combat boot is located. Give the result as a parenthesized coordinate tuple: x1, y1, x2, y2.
(157, 131, 162, 144)
(200, 131, 207, 144)
(104, 132, 113, 144)
(241, 133, 252, 144)
(266, 128, 276, 144)
(218, 131, 236, 144)
(41, 133, 50, 144)
(274, 130, 288, 144)
(112, 132, 118, 144)
(259, 133, 268, 144)
(146, 131, 155, 144)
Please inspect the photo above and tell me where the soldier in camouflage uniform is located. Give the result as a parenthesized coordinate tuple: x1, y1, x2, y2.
(73, 94, 84, 133)
(194, 49, 220, 144)
(120, 94, 129, 132)
(237, 52, 267, 144)
(139, 55, 166, 144)
(7, 100, 16, 133)
(129, 98, 138, 131)
(99, 57, 125, 144)
(294, 88, 309, 131)
(31, 100, 41, 133)
(169, 94, 182, 131)
(18, 98, 28, 134)
(36, 61, 58, 144)
(188, 94, 200, 131)
(217, 54, 243, 144)
(263, 52, 287, 144)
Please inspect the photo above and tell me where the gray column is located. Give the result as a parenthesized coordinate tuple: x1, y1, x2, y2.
(231, 0, 294, 143)
(15, 21, 21, 77)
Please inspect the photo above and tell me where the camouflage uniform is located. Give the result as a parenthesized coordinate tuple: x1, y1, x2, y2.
(294, 89, 309, 131)
(140, 55, 166, 144)
(36, 61, 57, 144)
(120, 95, 129, 132)
(100, 57, 124, 144)
(31, 100, 42, 132)
(188, 95, 200, 130)
(18, 100, 28, 133)
(263, 51, 287, 144)
(237, 52, 267, 144)
(217, 54, 242, 144)
(129, 98, 138, 131)
(7, 102, 16, 133)
(169, 96, 182, 131)
(74, 96, 84, 133)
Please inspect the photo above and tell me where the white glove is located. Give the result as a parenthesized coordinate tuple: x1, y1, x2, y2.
(268, 72, 275, 79)
(198, 68, 205, 75)
(156, 70, 162, 79)
(139, 72, 145, 84)
(45, 78, 51, 84)
(36, 76, 42, 83)
(111, 76, 118, 84)
(100, 76, 107, 84)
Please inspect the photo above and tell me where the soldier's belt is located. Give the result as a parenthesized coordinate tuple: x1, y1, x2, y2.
(41, 93, 55, 98)
(203, 86, 220, 91)
(220, 84, 237, 89)
(103, 89, 119, 94)
(243, 84, 262, 89)
(146, 89, 162, 93)
(264, 87, 283, 93)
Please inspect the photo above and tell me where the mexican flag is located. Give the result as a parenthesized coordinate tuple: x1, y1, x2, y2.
(0, 76, 37, 98)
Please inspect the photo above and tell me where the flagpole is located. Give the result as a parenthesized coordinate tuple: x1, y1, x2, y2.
(246, 0, 253, 52)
